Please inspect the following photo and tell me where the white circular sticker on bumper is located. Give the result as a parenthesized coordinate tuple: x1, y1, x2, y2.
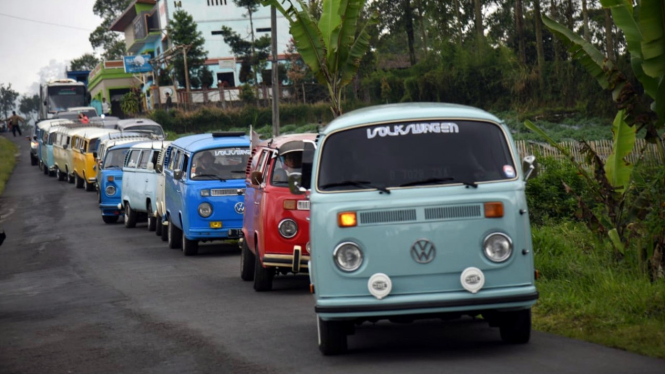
(368, 273, 392, 300)
(461, 267, 485, 294)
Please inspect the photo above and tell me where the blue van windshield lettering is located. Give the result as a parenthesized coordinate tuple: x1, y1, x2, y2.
(191, 148, 250, 180)
(319, 120, 514, 191)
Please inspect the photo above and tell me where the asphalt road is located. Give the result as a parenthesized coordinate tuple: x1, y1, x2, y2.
(1, 132, 664, 374)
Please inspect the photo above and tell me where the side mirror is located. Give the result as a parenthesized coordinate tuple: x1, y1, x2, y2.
(522, 155, 538, 182)
(174, 169, 183, 180)
(288, 173, 306, 195)
(156, 164, 163, 173)
(250, 170, 264, 185)
(43, 101, 47, 106)
(93, 152, 98, 159)
(147, 162, 154, 171)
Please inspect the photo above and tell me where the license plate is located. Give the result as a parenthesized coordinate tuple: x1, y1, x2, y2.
(210, 221, 222, 228)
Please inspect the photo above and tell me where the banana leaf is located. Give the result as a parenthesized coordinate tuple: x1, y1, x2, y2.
(340, 11, 377, 88)
(331, 0, 364, 77)
(638, 0, 665, 78)
(318, 0, 341, 53)
(605, 110, 636, 194)
(542, 15, 611, 90)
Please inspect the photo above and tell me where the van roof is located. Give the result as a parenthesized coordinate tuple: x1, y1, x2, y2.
(129, 140, 172, 150)
(106, 140, 151, 151)
(171, 133, 250, 152)
(38, 119, 75, 129)
(71, 128, 118, 139)
(323, 103, 503, 135)
(258, 133, 317, 150)
(116, 118, 161, 128)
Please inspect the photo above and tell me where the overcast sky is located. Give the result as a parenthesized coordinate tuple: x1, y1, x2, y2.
(0, 0, 103, 96)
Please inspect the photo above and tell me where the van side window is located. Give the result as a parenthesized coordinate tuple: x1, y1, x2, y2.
(182, 154, 189, 174)
(138, 150, 150, 169)
(127, 150, 141, 168)
(169, 150, 179, 171)
(256, 149, 269, 173)
(151, 150, 160, 167)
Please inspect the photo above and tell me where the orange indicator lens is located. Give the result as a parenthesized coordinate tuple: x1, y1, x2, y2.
(283, 200, 297, 210)
(338, 212, 357, 227)
(484, 202, 504, 218)
(107, 175, 114, 182)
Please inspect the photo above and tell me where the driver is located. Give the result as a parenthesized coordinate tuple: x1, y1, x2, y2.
(282, 152, 302, 174)
(194, 152, 217, 177)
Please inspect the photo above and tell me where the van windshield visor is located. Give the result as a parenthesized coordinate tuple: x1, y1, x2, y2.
(47, 86, 86, 113)
(191, 148, 251, 180)
(318, 120, 516, 192)
(104, 149, 129, 169)
(271, 151, 303, 186)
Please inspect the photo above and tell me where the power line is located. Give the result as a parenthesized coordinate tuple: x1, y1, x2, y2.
(0, 12, 94, 32)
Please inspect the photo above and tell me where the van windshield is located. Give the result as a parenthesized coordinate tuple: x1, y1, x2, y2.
(318, 120, 515, 192)
(190, 147, 250, 180)
(104, 149, 129, 169)
(271, 151, 303, 186)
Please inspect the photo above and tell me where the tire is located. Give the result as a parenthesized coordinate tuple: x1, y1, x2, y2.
(155, 213, 163, 236)
(56, 168, 65, 181)
(30, 155, 37, 166)
(167, 216, 182, 249)
(499, 309, 531, 344)
(317, 317, 348, 355)
(102, 215, 119, 224)
(40, 161, 47, 174)
(182, 234, 198, 256)
(75, 173, 84, 188)
(124, 202, 137, 228)
(67, 170, 74, 183)
(160, 218, 169, 242)
(240, 239, 255, 281)
(147, 205, 156, 232)
(253, 248, 274, 292)
(84, 178, 94, 192)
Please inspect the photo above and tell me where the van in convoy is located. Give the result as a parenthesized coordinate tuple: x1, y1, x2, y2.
(52, 125, 88, 183)
(153, 141, 173, 241)
(164, 133, 250, 255)
(114, 118, 165, 139)
(97, 137, 153, 224)
(121, 140, 171, 231)
(241, 134, 316, 291)
(291, 103, 539, 355)
(71, 128, 117, 191)
(36, 119, 74, 175)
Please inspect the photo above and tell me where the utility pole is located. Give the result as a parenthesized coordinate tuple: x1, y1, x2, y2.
(271, 5, 279, 138)
(182, 45, 191, 109)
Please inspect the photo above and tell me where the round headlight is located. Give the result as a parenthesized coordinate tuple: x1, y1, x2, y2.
(278, 219, 298, 238)
(306, 241, 311, 254)
(198, 202, 212, 218)
(105, 185, 116, 196)
(333, 242, 363, 272)
(483, 233, 513, 262)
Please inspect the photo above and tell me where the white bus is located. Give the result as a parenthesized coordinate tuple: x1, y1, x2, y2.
(40, 79, 88, 120)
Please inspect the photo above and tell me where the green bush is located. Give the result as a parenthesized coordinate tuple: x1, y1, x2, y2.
(525, 156, 595, 226)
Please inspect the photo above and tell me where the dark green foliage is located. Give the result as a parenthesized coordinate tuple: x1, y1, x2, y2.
(167, 10, 208, 89)
(89, 0, 131, 59)
(69, 53, 100, 71)
(526, 157, 596, 226)
(219, 26, 271, 84)
(239, 84, 257, 104)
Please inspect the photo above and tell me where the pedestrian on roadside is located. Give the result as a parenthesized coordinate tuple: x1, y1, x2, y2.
(165, 92, 172, 112)
(102, 97, 110, 115)
(8, 111, 25, 137)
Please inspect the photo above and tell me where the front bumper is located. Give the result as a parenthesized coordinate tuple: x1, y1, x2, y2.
(187, 227, 243, 240)
(263, 245, 310, 273)
(315, 285, 538, 320)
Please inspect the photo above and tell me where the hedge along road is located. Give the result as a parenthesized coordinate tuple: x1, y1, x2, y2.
(1, 133, 664, 374)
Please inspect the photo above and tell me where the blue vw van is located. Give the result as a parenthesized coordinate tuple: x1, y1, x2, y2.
(164, 133, 250, 255)
(291, 103, 540, 355)
(98, 140, 148, 223)
(36, 119, 74, 175)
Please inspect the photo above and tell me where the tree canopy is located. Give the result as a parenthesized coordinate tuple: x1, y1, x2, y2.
(70, 54, 100, 71)
(167, 10, 209, 89)
(89, 0, 131, 60)
(0, 84, 19, 119)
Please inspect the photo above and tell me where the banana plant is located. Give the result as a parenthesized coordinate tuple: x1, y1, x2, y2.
(261, 0, 376, 117)
(541, 0, 664, 160)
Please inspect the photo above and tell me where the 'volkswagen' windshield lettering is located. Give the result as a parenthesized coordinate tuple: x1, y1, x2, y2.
(215, 149, 251, 156)
(367, 122, 459, 139)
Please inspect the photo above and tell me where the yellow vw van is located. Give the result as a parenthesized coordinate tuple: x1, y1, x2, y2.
(53, 125, 87, 183)
(72, 127, 118, 191)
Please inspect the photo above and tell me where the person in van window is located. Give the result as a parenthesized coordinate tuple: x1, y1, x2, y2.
(78, 113, 89, 124)
(194, 152, 217, 177)
(273, 152, 302, 182)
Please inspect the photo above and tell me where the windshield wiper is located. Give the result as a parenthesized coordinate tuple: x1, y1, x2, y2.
(399, 177, 478, 188)
(321, 180, 391, 194)
(194, 174, 227, 182)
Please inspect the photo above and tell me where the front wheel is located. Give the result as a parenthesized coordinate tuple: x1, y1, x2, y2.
(155, 213, 163, 237)
(167, 216, 182, 249)
(56, 168, 65, 181)
(102, 215, 119, 224)
(147, 205, 156, 232)
(240, 239, 255, 281)
(84, 178, 94, 192)
(124, 202, 137, 228)
(317, 317, 348, 355)
(160, 219, 169, 242)
(75, 173, 83, 188)
(253, 250, 274, 292)
(499, 308, 531, 344)
(182, 234, 198, 256)
(30, 155, 37, 166)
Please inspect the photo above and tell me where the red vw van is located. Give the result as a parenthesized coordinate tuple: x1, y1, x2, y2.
(241, 134, 316, 291)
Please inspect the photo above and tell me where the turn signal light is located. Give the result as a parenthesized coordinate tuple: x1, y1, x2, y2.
(107, 175, 114, 182)
(535, 269, 541, 280)
(283, 199, 297, 210)
(484, 202, 504, 218)
(338, 212, 357, 227)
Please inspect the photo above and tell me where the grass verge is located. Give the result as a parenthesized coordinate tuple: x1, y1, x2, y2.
(532, 221, 665, 359)
(0, 137, 18, 195)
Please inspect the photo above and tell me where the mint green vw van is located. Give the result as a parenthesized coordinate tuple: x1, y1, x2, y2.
(291, 103, 539, 355)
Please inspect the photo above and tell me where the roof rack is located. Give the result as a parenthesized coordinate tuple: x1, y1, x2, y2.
(212, 132, 246, 137)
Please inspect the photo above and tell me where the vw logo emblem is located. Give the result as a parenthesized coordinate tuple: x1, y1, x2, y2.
(411, 239, 435, 264)
(234, 202, 245, 214)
